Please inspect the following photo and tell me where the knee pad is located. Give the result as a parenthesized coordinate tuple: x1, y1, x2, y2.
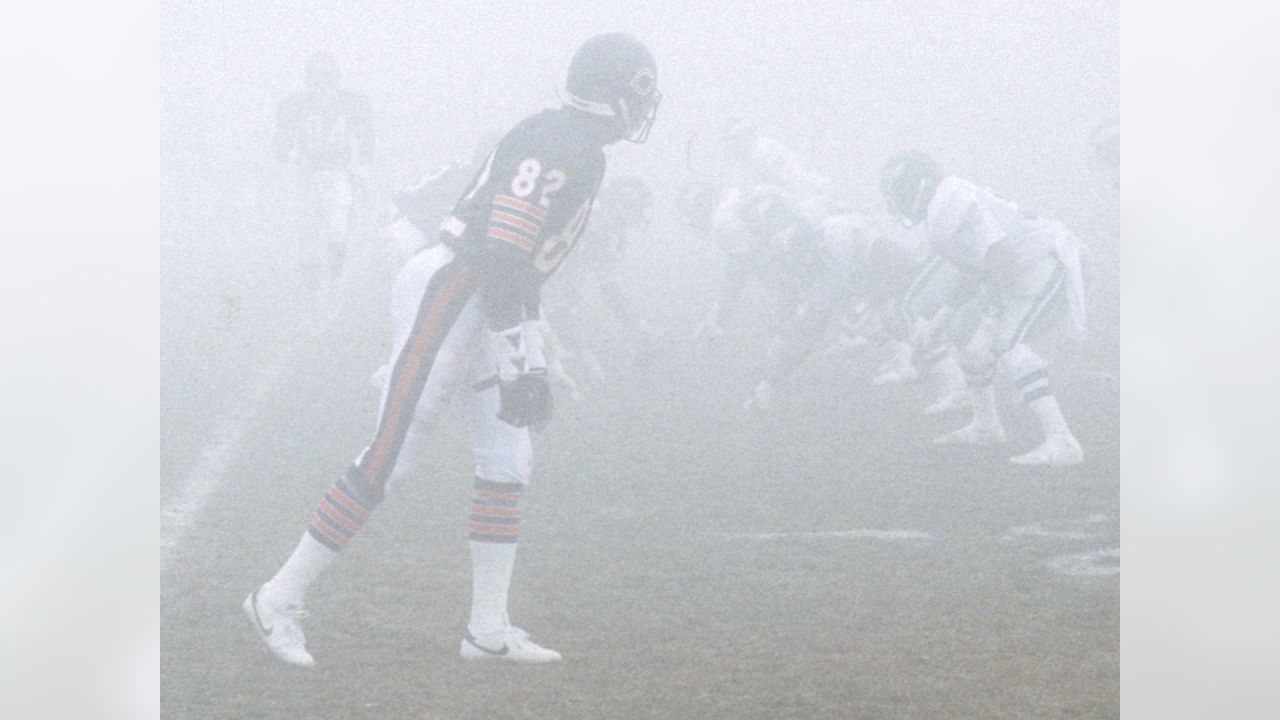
(474, 435, 532, 486)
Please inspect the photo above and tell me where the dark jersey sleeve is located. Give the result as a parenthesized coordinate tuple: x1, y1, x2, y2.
(442, 111, 606, 329)
(395, 163, 464, 234)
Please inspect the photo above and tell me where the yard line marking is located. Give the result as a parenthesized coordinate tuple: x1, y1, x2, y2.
(710, 529, 933, 542)
(1045, 548, 1120, 577)
(1000, 525, 1101, 542)
(160, 347, 294, 571)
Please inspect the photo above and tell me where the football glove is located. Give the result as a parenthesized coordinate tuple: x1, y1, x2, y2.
(491, 322, 553, 430)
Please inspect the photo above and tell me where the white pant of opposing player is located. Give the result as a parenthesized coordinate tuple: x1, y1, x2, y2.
(939, 249, 1084, 465)
(261, 244, 534, 640)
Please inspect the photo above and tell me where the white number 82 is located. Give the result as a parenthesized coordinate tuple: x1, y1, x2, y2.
(510, 158, 566, 208)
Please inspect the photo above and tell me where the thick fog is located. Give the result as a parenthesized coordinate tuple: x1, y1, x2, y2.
(160, 1, 1119, 717)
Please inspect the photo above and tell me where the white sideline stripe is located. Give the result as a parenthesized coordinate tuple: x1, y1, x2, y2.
(160, 348, 295, 570)
(1045, 548, 1120, 577)
(711, 529, 933, 541)
(1000, 525, 1101, 542)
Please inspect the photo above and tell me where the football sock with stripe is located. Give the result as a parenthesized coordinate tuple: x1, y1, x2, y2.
(1027, 393, 1071, 438)
(265, 475, 376, 605)
(467, 478, 523, 638)
(1013, 367, 1071, 437)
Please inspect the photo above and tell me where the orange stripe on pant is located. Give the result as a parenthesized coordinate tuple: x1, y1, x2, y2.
(355, 261, 476, 500)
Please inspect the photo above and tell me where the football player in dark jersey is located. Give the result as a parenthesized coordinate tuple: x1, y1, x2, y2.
(245, 33, 659, 666)
(274, 52, 375, 327)
(378, 130, 505, 264)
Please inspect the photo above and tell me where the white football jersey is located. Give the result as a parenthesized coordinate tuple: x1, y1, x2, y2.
(925, 177, 1026, 270)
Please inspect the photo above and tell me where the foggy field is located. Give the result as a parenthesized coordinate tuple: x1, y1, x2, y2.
(160, 217, 1118, 717)
(161, 1, 1118, 717)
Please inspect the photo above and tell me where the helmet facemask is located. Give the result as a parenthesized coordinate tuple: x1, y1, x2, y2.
(563, 34, 660, 144)
(880, 153, 941, 227)
(617, 87, 661, 144)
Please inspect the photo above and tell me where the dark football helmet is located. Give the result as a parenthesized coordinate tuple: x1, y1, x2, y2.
(880, 151, 942, 225)
(563, 33, 661, 143)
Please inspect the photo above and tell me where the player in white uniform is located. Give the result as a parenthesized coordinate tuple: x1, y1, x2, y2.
(273, 53, 375, 326)
(244, 34, 661, 666)
(703, 185, 833, 347)
(698, 119, 840, 339)
(880, 152, 1086, 466)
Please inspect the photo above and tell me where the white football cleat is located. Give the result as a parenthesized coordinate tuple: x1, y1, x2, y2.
(933, 421, 1007, 446)
(1009, 434, 1084, 466)
(461, 626, 562, 664)
(243, 586, 314, 667)
(922, 388, 971, 416)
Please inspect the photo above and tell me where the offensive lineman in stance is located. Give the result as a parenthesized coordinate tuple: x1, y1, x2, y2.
(881, 152, 1087, 465)
(245, 34, 660, 665)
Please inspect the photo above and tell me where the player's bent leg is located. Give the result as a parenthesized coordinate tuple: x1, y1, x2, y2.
(935, 334, 1006, 445)
(994, 260, 1082, 466)
(999, 344, 1083, 466)
(246, 250, 479, 666)
(457, 370, 560, 664)
(920, 345, 969, 415)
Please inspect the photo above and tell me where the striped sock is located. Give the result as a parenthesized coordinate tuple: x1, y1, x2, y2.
(468, 479, 523, 636)
(468, 478, 523, 544)
(1015, 369, 1051, 404)
(306, 474, 375, 552)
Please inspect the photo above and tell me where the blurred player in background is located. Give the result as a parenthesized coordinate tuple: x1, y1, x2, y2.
(543, 175, 657, 388)
(245, 33, 660, 666)
(881, 152, 1087, 466)
(695, 119, 843, 340)
(273, 52, 375, 327)
(700, 184, 832, 346)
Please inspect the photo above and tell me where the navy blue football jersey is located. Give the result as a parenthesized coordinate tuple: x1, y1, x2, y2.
(439, 108, 607, 327)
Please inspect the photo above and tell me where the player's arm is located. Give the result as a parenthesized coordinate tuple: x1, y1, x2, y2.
(477, 152, 602, 428)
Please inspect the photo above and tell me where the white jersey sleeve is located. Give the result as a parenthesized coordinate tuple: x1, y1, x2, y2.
(926, 176, 1026, 271)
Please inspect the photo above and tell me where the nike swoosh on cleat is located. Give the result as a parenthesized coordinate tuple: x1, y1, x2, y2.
(464, 633, 508, 656)
(249, 589, 273, 637)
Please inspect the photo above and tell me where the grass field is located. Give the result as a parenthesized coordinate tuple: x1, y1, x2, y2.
(160, 225, 1118, 719)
